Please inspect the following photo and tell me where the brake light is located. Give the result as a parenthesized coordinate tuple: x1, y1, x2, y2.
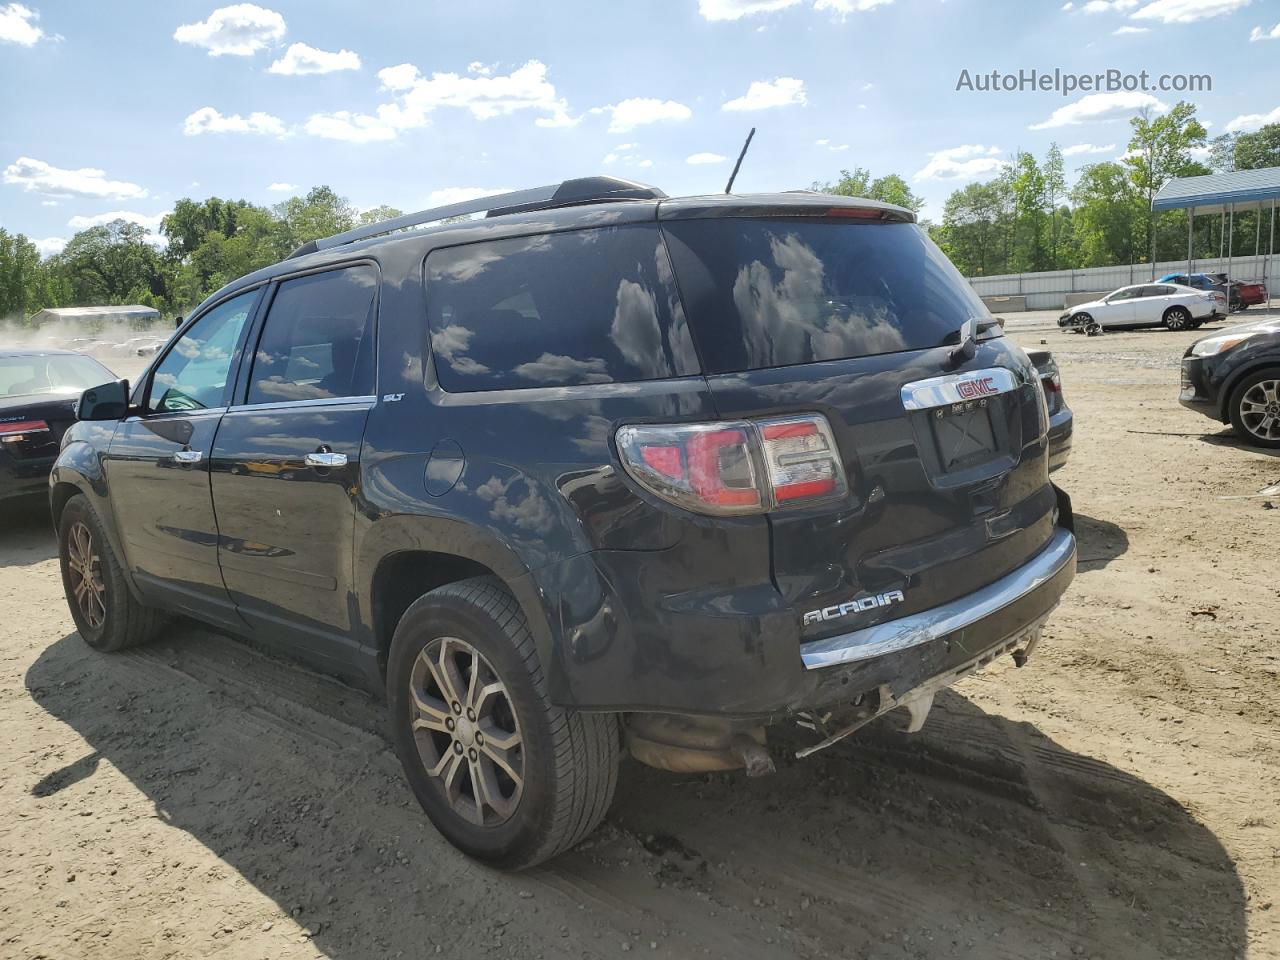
(0, 419, 50, 441)
(827, 207, 884, 219)
(616, 414, 846, 516)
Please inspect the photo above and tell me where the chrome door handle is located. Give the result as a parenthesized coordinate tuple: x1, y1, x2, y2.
(305, 451, 348, 468)
(173, 449, 203, 464)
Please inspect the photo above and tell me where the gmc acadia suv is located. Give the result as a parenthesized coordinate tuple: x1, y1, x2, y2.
(51, 177, 1077, 868)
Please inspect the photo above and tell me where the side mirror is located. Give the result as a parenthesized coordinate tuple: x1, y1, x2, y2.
(77, 379, 131, 421)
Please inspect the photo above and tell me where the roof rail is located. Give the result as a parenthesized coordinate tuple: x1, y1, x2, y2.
(285, 176, 666, 259)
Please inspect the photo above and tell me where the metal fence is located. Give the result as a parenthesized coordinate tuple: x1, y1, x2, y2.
(967, 253, 1275, 311)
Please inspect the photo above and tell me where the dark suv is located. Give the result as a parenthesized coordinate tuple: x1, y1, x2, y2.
(51, 177, 1077, 868)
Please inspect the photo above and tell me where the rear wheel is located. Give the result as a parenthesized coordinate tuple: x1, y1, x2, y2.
(58, 495, 166, 651)
(1228, 370, 1280, 448)
(387, 576, 619, 869)
(1164, 306, 1191, 331)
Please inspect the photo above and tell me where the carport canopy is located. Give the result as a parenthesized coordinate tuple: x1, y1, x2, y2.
(1153, 166, 1280, 215)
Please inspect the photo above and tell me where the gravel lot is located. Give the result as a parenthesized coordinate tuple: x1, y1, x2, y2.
(1, 314, 1277, 960)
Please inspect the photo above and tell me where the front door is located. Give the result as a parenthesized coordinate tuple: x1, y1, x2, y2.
(209, 263, 378, 666)
(1097, 287, 1139, 328)
(106, 289, 260, 627)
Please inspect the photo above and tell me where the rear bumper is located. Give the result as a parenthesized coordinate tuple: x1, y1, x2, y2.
(1047, 408, 1073, 472)
(799, 527, 1075, 670)
(0, 450, 56, 503)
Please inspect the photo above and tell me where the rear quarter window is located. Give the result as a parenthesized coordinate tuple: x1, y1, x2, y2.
(423, 225, 699, 392)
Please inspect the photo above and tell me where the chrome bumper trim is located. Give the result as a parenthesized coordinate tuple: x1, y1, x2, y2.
(799, 528, 1076, 670)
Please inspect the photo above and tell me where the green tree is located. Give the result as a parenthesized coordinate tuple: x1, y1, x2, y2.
(1124, 101, 1208, 260)
(0, 229, 46, 321)
(1234, 123, 1280, 170)
(53, 220, 164, 305)
(1010, 151, 1050, 272)
(1043, 143, 1067, 267)
(274, 186, 356, 252)
(358, 205, 404, 226)
(813, 167, 924, 213)
(161, 197, 262, 258)
(1070, 162, 1142, 267)
(936, 178, 1014, 276)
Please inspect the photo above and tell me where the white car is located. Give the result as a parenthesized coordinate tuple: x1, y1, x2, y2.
(1059, 283, 1225, 332)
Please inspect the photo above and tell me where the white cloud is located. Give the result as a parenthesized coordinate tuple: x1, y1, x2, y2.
(1225, 105, 1280, 133)
(813, 0, 894, 11)
(382, 59, 576, 129)
(606, 147, 654, 167)
(1113, 24, 1150, 32)
(1062, 142, 1116, 155)
(268, 42, 360, 75)
(0, 3, 45, 45)
(1250, 22, 1280, 40)
(183, 106, 286, 136)
(466, 61, 493, 76)
(174, 3, 285, 56)
(1062, 1, 1074, 8)
(722, 77, 806, 111)
(33, 236, 65, 257)
(303, 110, 395, 142)
(267, 181, 296, 191)
(915, 144, 1003, 181)
(426, 187, 515, 207)
(815, 139, 849, 151)
(687, 152, 728, 164)
(1130, 0, 1250, 23)
(67, 210, 168, 232)
(597, 98, 692, 133)
(1081, 0, 1138, 12)
(1029, 91, 1167, 129)
(3, 156, 147, 200)
(697, 0, 802, 19)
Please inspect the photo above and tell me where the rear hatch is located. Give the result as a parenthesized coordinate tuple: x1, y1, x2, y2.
(659, 199, 1057, 642)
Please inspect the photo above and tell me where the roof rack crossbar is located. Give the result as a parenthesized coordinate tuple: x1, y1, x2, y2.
(287, 176, 667, 260)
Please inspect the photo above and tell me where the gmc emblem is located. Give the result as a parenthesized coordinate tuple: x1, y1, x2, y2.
(956, 376, 999, 400)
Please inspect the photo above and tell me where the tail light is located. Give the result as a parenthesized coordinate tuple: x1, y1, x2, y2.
(0, 419, 50, 442)
(615, 414, 847, 516)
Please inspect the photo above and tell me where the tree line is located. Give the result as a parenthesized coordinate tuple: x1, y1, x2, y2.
(2, 102, 1278, 324)
(0, 188, 402, 325)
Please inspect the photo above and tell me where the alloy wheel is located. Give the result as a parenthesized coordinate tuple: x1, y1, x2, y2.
(1166, 309, 1189, 331)
(409, 636, 525, 826)
(66, 520, 106, 629)
(1239, 378, 1280, 443)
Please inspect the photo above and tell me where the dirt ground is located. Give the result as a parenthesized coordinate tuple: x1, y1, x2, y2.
(1, 315, 1277, 960)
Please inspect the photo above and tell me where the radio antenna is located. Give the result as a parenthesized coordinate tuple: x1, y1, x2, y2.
(724, 127, 756, 194)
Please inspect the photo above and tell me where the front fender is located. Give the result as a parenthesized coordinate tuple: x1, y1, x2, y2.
(49, 425, 138, 601)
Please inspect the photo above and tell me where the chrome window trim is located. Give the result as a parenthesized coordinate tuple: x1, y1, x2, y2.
(799, 527, 1076, 670)
(124, 406, 229, 424)
(227, 394, 377, 413)
(900, 367, 1020, 411)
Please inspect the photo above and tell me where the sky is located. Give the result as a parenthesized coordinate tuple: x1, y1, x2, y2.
(1, 0, 1278, 257)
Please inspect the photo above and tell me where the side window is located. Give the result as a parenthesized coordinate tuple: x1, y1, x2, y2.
(1110, 288, 1138, 302)
(246, 265, 377, 405)
(424, 224, 699, 392)
(147, 290, 256, 413)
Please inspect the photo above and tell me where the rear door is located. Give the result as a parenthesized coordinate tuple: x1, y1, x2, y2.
(105, 290, 259, 627)
(661, 212, 1055, 642)
(209, 263, 378, 665)
(1135, 285, 1173, 326)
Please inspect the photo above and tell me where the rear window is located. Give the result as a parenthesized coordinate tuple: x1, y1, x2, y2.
(424, 225, 698, 392)
(0, 353, 112, 398)
(661, 219, 992, 374)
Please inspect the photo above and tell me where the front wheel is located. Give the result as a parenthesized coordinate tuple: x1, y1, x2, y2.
(387, 577, 619, 869)
(1164, 306, 1191, 331)
(1228, 370, 1280, 448)
(57, 495, 166, 651)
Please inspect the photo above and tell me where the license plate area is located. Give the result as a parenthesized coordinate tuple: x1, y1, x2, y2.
(930, 399, 997, 472)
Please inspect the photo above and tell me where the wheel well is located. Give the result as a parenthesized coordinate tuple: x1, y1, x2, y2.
(49, 482, 80, 528)
(371, 551, 496, 674)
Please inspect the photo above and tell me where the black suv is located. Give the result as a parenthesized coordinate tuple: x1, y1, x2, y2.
(51, 177, 1077, 868)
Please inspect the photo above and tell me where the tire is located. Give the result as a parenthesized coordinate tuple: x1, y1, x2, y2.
(1164, 306, 1191, 331)
(387, 576, 620, 869)
(57, 495, 166, 652)
(1227, 369, 1280, 449)
(1068, 312, 1092, 328)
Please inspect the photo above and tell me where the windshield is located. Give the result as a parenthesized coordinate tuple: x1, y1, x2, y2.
(661, 219, 995, 374)
(0, 354, 113, 399)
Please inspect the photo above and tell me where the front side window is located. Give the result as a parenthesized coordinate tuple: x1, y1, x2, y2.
(147, 291, 257, 413)
(424, 225, 699, 392)
(1109, 288, 1140, 302)
(246, 264, 377, 405)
